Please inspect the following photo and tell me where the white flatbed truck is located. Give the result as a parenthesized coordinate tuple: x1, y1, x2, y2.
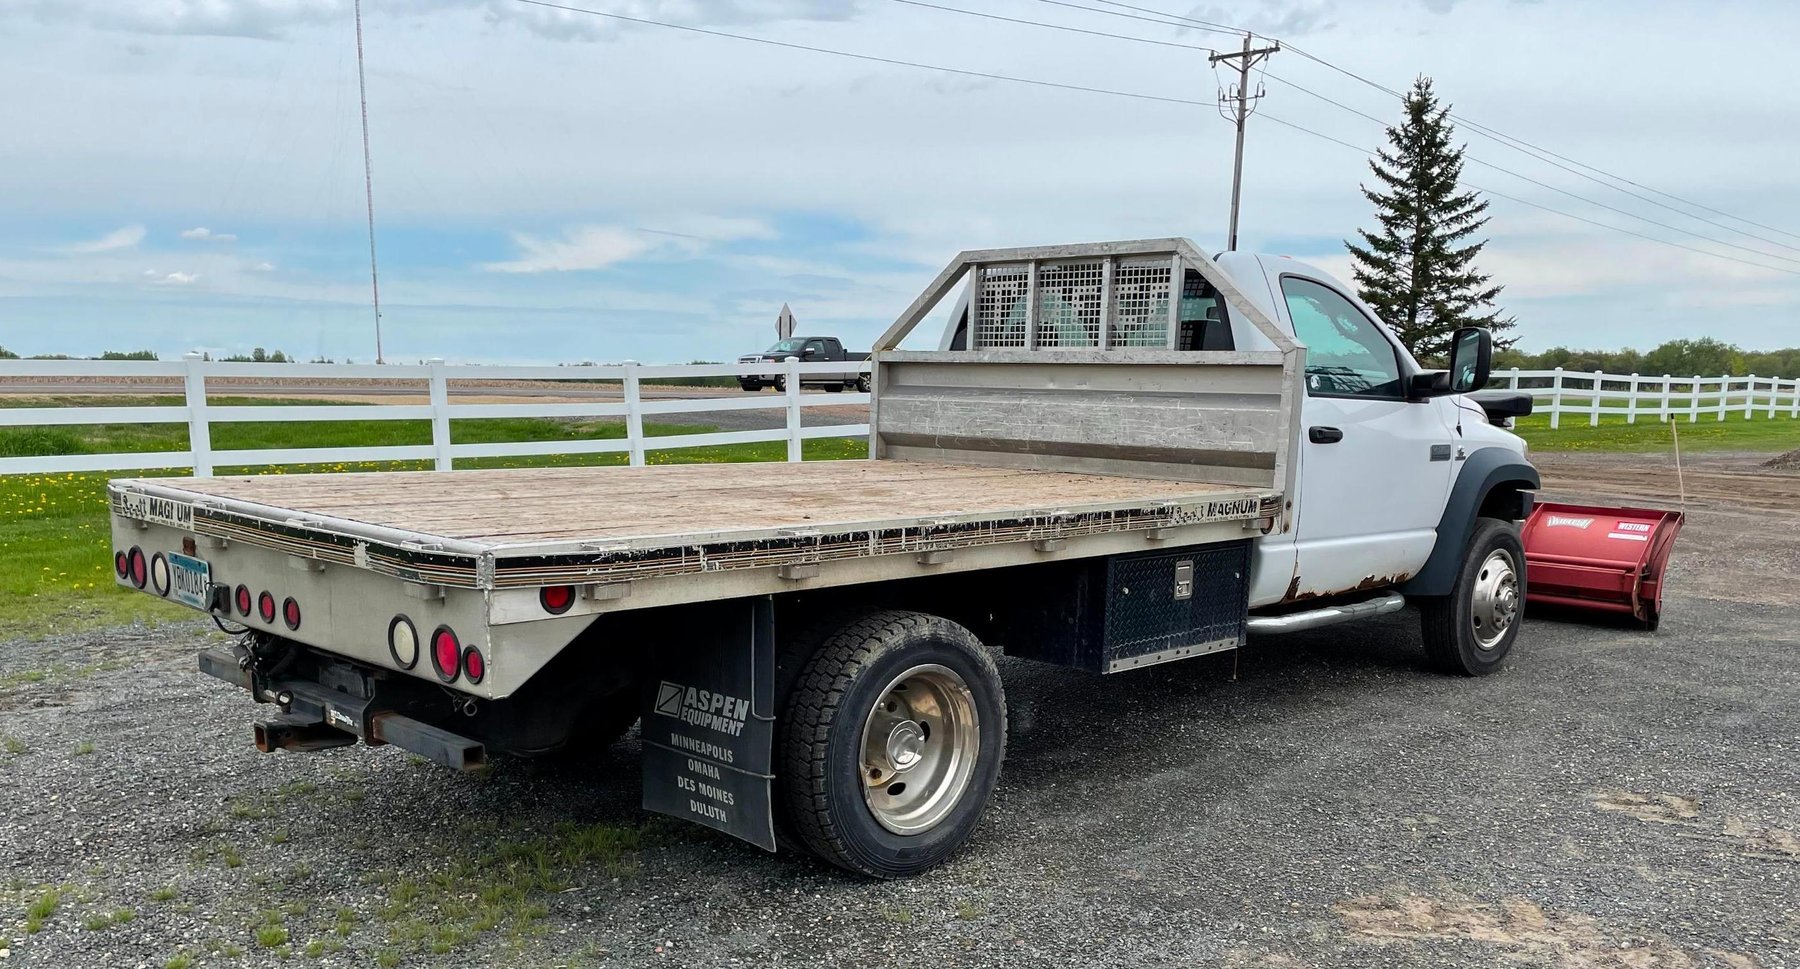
(109, 239, 1538, 877)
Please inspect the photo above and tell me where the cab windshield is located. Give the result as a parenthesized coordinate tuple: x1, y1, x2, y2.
(766, 338, 807, 353)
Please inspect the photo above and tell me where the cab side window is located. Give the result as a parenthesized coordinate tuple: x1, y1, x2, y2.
(1279, 277, 1404, 399)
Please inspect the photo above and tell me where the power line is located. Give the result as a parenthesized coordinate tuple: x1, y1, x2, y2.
(506, 0, 1800, 277)
(885, 0, 1215, 51)
(1259, 71, 1800, 267)
(505, 0, 1210, 107)
(1056, 0, 1800, 249)
(1256, 113, 1800, 278)
(1026, 0, 1241, 36)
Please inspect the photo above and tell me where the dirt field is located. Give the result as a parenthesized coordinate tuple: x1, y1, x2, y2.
(0, 452, 1796, 968)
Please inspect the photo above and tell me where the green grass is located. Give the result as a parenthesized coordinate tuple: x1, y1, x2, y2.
(0, 401, 865, 638)
(1514, 409, 1800, 453)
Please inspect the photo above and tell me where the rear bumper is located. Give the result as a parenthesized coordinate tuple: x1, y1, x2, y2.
(199, 647, 487, 770)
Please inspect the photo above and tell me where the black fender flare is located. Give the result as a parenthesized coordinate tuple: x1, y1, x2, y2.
(1400, 447, 1540, 598)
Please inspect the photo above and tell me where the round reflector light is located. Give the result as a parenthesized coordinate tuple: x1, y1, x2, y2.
(282, 597, 301, 631)
(540, 585, 575, 615)
(128, 547, 147, 589)
(150, 553, 171, 597)
(388, 616, 419, 670)
(462, 647, 486, 684)
(114, 552, 129, 579)
(431, 626, 461, 683)
(258, 591, 276, 624)
(235, 585, 252, 617)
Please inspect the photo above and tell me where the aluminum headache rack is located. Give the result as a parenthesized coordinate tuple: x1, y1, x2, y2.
(870, 238, 1305, 502)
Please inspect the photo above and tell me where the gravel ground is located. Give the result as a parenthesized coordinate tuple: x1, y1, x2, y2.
(1, 454, 1796, 968)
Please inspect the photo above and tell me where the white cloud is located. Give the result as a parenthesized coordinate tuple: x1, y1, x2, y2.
(482, 226, 655, 273)
(482, 217, 777, 273)
(153, 271, 200, 285)
(180, 227, 237, 242)
(61, 224, 146, 254)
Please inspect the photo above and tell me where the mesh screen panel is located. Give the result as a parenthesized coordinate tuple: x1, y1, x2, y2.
(1035, 260, 1104, 348)
(1111, 258, 1175, 347)
(973, 264, 1030, 348)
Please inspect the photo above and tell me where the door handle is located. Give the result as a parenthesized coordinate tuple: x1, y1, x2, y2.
(1308, 426, 1343, 444)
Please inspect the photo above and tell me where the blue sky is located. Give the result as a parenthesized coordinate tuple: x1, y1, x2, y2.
(2, 0, 1798, 363)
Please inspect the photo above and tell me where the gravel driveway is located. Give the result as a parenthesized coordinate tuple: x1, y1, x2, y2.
(1, 454, 1796, 968)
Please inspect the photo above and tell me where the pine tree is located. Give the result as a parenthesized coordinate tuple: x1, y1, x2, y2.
(1346, 76, 1514, 358)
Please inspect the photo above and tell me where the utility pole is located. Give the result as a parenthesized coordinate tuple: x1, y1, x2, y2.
(1210, 33, 1279, 252)
(354, 0, 384, 364)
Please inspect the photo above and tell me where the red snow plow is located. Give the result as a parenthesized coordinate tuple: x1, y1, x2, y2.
(1521, 502, 1684, 630)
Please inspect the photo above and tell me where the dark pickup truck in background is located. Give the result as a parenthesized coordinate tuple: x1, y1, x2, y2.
(738, 336, 871, 392)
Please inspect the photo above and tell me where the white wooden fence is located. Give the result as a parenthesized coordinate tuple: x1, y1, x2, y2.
(0, 356, 871, 476)
(1492, 369, 1800, 429)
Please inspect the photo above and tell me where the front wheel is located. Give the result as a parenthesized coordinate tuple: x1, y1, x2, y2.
(777, 611, 1006, 878)
(1417, 517, 1525, 676)
(773, 375, 787, 393)
(855, 374, 871, 394)
(738, 380, 762, 392)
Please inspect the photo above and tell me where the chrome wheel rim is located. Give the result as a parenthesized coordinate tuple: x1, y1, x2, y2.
(858, 664, 980, 835)
(1471, 547, 1520, 651)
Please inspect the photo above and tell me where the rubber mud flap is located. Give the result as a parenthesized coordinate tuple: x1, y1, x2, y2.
(639, 597, 778, 851)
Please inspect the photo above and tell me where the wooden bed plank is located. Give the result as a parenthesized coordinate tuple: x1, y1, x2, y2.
(128, 461, 1254, 547)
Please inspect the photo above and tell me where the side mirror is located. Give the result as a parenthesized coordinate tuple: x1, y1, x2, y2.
(1408, 327, 1493, 398)
(801, 347, 817, 358)
(1447, 326, 1492, 393)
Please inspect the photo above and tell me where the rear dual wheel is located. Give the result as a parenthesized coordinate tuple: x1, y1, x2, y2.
(777, 611, 1006, 878)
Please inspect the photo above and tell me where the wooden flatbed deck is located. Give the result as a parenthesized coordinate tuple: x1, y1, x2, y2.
(139, 460, 1263, 549)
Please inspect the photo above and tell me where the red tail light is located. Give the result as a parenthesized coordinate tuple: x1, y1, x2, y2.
(235, 585, 252, 617)
(282, 597, 302, 631)
(462, 647, 485, 684)
(128, 547, 147, 589)
(431, 627, 461, 683)
(540, 585, 575, 615)
(258, 591, 276, 624)
(114, 552, 129, 579)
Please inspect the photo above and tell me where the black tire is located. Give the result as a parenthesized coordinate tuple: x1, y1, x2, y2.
(739, 380, 762, 392)
(777, 610, 1006, 878)
(774, 376, 787, 393)
(855, 374, 871, 394)
(825, 382, 844, 393)
(1418, 517, 1526, 676)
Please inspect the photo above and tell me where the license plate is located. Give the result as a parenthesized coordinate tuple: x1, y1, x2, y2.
(168, 552, 212, 610)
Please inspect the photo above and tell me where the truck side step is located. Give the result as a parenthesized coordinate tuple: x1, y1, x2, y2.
(1246, 592, 1405, 634)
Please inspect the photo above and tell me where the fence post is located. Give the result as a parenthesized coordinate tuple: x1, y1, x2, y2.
(1625, 373, 1639, 424)
(1590, 370, 1603, 427)
(1508, 367, 1519, 391)
(183, 352, 213, 476)
(428, 358, 452, 471)
(1767, 376, 1779, 418)
(1689, 375, 1701, 423)
(1791, 377, 1799, 418)
(785, 355, 803, 462)
(1718, 375, 1729, 421)
(1743, 374, 1757, 419)
(1658, 374, 1671, 422)
(1549, 367, 1563, 429)
(623, 361, 645, 468)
